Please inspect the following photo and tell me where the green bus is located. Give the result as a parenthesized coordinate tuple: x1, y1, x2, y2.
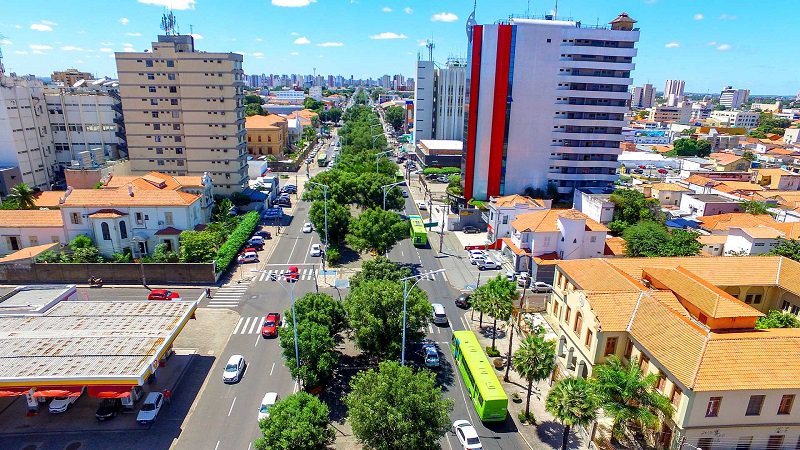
(409, 214, 427, 246)
(317, 152, 328, 167)
(451, 330, 508, 422)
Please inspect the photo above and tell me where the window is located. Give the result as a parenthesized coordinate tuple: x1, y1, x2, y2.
(639, 354, 649, 373)
(166, 60, 174, 67)
(147, 73, 155, 80)
(671, 386, 682, 407)
(745, 395, 765, 416)
(101, 222, 111, 241)
(169, 86, 177, 93)
(706, 397, 721, 417)
(584, 330, 593, 347)
(164, 212, 174, 226)
(565, 306, 571, 325)
(168, 73, 176, 80)
(624, 339, 633, 360)
(148, 86, 157, 93)
(573, 312, 583, 334)
(71, 212, 82, 225)
(29, 236, 39, 246)
(119, 221, 128, 239)
(135, 212, 144, 225)
(778, 395, 795, 415)
(153, 124, 161, 130)
(656, 372, 666, 391)
(170, 99, 178, 105)
(697, 438, 713, 450)
(603, 337, 617, 356)
(152, 112, 159, 118)
(145, 59, 153, 67)
(767, 435, 784, 450)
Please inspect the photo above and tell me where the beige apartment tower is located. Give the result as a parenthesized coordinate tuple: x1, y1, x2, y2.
(115, 35, 247, 195)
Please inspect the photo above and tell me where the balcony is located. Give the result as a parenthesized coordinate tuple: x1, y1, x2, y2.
(549, 159, 620, 169)
(553, 118, 626, 128)
(561, 60, 636, 71)
(557, 146, 623, 156)
(555, 104, 628, 114)
(561, 46, 638, 58)
(552, 131, 624, 142)
(558, 74, 632, 86)
(558, 89, 631, 100)
(548, 172, 618, 182)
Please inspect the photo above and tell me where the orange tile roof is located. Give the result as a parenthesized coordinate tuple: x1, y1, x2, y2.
(62, 187, 199, 207)
(0, 210, 64, 228)
(714, 181, 764, 193)
(696, 213, 800, 238)
(245, 114, 288, 129)
(767, 148, 796, 156)
(557, 259, 644, 292)
(0, 243, 60, 263)
(491, 194, 544, 208)
(105, 171, 205, 191)
(756, 168, 795, 177)
(511, 209, 608, 233)
(585, 292, 643, 332)
(603, 236, 627, 256)
(736, 226, 784, 239)
(501, 238, 528, 256)
(697, 234, 727, 245)
(710, 152, 745, 165)
(652, 145, 673, 153)
(33, 191, 65, 208)
(684, 174, 717, 187)
(87, 209, 128, 219)
(649, 183, 690, 192)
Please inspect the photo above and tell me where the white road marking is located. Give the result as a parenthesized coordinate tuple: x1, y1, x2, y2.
(250, 317, 261, 334)
(254, 333, 261, 347)
(428, 324, 434, 334)
(241, 317, 252, 334)
(460, 316, 468, 330)
(303, 238, 314, 264)
(442, 272, 448, 283)
(247, 443, 252, 450)
(207, 304, 239, 308)
(227, 397, 236, 417)
(286, 234, 301, 263)
(214, 441, 220, 450)
(269, 362, 275, 376)
(233, 317, 244, 335)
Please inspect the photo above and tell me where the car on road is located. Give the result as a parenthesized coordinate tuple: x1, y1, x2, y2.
(453, 420, 483, 449)
(469, 253, 487, 265)
(417, 201, 427, 210)
(261, 313, 281, 338)
(136, 392, 164, 424)
(401, 190, 408, 198)
(302, 222, 313, 233)
(222, 355, 246, 383)
(423, 343, 440, 368)
(432, 303, 448, 325)
(455, 293, 470, 309)
(95, 398, 123, 421)
(532, 282, 553, 293)
(310, 244, 323, 257)
(517, 273, 530, 288)
(284, 265, 300, 282)
(505, 271, 516, 282)
(237, 251, 259, 264)
(258, 392, 279, 422)
(148, 289, 181, 301)
(49, 387, 85, 413)
(477, 259, 501, 271)
(462, 226, 480, 234)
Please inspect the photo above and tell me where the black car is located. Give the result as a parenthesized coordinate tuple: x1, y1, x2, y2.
(256, 230, 272, 239)
(455, 293, 470, 309)
(462, 226, 480, 234)
(96, 398, 123, 421)
(275, 199, 291, 207)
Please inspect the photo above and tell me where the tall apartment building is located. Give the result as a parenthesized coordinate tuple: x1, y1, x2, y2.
(631, 83, 655, 108)
(115, 34, 247, 195)
(663, 79, 685, 106)
(648, 103, 691, 124)
(51, 68, 93, 87)
(709, 110, 759, 129)
(0, 73, 57, 190)
(719, 86, 750, 109)
(413, 58, 467, 142)
(463, 13, 639, 200)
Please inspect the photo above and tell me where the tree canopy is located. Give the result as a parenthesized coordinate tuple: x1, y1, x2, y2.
(254, 392, 335, 450)
(740, 200, 769, 215)
(286, 292, 348, 334)
(349, 256, 411, 290)
(278, 319, 338, 388)
(768, 238, 800, 262)
(756, 309, 800, 329)
(666, 138, 712, 158)
(384, 106, 405, 131)
(608, 188, 661, 234)
(7, 183, 36, 209)
(472, 275, 517, 350)
(748, 112, 792, 137)
(546, 377, 600, 450)
(308, 200, 350, 247)
(346, 208, 408, 255)
(512, 327, 557, 418)
(622, 221, 702, 257)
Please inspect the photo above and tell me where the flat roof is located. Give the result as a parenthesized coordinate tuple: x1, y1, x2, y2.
(0, 300, 196, 387)
(0, 285, 76, 315)
(688, 194, 741, 203)
(418, 139, 464, 151)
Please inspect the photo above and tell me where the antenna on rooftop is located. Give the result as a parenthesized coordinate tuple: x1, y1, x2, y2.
(0, 32, 6, 77)
(425, 40, 435, 62)
(160, 11, 177, 36)
(554, 0, 558, 19)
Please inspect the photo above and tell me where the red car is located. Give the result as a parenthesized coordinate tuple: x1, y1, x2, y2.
(285, 266, 299, 282)
(658, 168, 668, 174)
(261, 313, 281, 338)
(148, 289, 181, 301)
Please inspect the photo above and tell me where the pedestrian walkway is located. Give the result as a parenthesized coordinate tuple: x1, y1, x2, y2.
(232, 316, 267, 335)
(206, 284, 249, 308)
(256, 266, 318, 282)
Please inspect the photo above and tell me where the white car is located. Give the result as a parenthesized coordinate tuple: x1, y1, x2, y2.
(468, 250, 485, 258)
(49, 387, 85, 413)
(222, 355, 246, 383)
(453, 420, 482, 449)
(532, 282, 553, 293)
(417, 201, 427, 210)
(469, 253, 488, 265)
(136, 392, 164, 424)
(478, 259, 500, 271)
(258, 392, 279, 422)
(310, 244, 323, 257)
(302, 222, 313, 233)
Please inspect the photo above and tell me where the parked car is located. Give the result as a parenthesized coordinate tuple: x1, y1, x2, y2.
(275, 198, 291, 207)
(469, 253, 488, 265)
(417, 201, 428, 210)
(505, 271, 516, 282)
(284, 266, 300, 282)
(248, 235, 265, 250)
(477, 259, 501, 271)
(258, 392, 279, 422)
(261, 313, 281, 338)
(256, 230, 272, 239)
(95, 398, 123, 421)
(423, 343, 440, 368)
(237, 251, 259, 264)
(121, 386, 144, 410)
(455, 293, 470, 309)
(462, 226, 480, 234)
(532, 282, 553, 293)
(222, 355, 246, 383)
(310, 244, 323, 257)
(401, 190, 408, 198)
(431, 303, 448, 325)
(136, 392, 164, 424)
(658, 168, 668, 174)
(49, 387, 85, 413)
(148, 289, 181, 301)
(453, 420, 483, 450)
(517, 273, 530, 288)
(302, 222, 313, 233)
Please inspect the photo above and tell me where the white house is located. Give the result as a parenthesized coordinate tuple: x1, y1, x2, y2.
(723, 227, 782, 256)
(0, 210, 66, 256)
(573, 188, 615, 225)
(485, 195, 551, 246)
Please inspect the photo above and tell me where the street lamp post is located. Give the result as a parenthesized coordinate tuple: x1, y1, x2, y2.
(306, 181, 329, 272)
(374, 149, 392, 173)
(400, 269, 445, 366)
(382, 181, 406, 210)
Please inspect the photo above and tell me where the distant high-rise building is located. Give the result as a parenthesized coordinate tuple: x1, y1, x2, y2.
(463, 12, 639, 200)
(413, 58, 467, 142)
(51, 68, 94, 87)
(719, 86, 750, 109)
(631, 83, 656, 108)
(115, 34, 247, 195)
(663, 79, 685, 106)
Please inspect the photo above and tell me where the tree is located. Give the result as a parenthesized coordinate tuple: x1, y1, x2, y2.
(346, 208, 408, 255)
(254, 391, 334, 450)
(756, 309, 800, 329)
(343, 279, 431, 358)
(741, 200, 769, 215)
(593, 356, 673, 441)
(303, 97, 325, 112)
(149, 243, 179, 263)
(71, 246, 104, 263)
(545, 377, 600, 450)
(622, 221, 701, 257)
(742, 151, 757, 162)
(384, 106, 405, 131)
(349, 256, 411, 290)
(69, 234, 94, 251)
(278, 319, 338, 388)
(608, 189, 661, 232)
(512, 327, 556, 418)
(769, 238, 800, 261)
(319, 108, 342, 123)
(345, 361, 453, 450)
(286, 292, 348, 334)
(7, 183, 36, 209)
(245, 103, 267, 116)
(669, 138, 712, 158)
(472, 275, 516, 350)
(245, 94, 264, 105)
(308, 200, 350, 246)
(179, 230, 221, 262)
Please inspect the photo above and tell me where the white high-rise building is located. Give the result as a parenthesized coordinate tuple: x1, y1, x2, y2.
(413, 60, 436, 141)
(414, 58, 467, 142)
(631, 83, 656, 108)
(664, 79, 685, 107)
(719, 86, 750, 109)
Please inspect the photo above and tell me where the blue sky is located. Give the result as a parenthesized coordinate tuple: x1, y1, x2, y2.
(0, 0, 798, 95)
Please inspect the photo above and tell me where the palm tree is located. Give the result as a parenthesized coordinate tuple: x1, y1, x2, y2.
(7, 183, 36, 209)
(593, 356, 673, 442)
(512, 327, 556, 418)
(546, 377, 600, 450)
(474, 275, 517, 350)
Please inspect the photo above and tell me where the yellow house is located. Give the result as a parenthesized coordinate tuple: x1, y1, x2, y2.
(547, 256, 800, 449)
(245, 114, 289, 157)
(709, 152, 749, 172)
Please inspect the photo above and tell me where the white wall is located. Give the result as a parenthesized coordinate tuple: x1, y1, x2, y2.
(413, 61, 435, 142)
(0, 227, 65, 256)
(45, 91, 123, 166)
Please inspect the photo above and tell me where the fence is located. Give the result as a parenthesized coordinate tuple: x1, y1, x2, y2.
(0, 262, 217, 285)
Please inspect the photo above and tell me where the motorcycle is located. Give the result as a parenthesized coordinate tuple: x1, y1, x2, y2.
(89, 277, 104, 288)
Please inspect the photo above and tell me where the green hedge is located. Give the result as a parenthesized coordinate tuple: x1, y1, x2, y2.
(214, 211, 260, 272)
(422, 167, 461, 176)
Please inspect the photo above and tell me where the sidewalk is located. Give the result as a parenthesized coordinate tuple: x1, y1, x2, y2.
(463, 310, 590, 450)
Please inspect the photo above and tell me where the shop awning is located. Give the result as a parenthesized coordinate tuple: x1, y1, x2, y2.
(88, 385, 134, 399)
(32, 386, 84, 398)
(0, 387, 31, 397)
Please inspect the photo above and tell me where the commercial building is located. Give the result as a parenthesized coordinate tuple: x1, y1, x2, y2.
(631, 83, 655, 108)
(572, 187, 615, 225)
(414, 139, 463, 168)
(50, 68, 93, 87)
(719, 86, 750, 109)
(463, 13, 640, 199)
(709, 110, 759, 129)
(115, 34, 247, 195)
(273, 90, 305, 103)
(413, 57, 467, 142)
(648, 104, 691, 124)
(245, 114, 289, 157)
(663, 79, 685, 107)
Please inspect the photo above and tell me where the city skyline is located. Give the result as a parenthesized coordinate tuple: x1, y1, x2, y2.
(0, 0, 798, 94)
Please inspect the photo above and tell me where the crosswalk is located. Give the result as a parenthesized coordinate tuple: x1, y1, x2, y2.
(255, 267, 318, 282)
(232, 316, 288, 335)
(207, 284, 249, 308)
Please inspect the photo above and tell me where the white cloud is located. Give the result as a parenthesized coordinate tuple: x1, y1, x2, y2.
(272, 0, 316, 7)
(431, 12, 458, 22)
(29, 44, 53, 51)
(290, 51, 299, 56)
(136, 0, 196, 9)
(707, 41, 717, 46)
(74, 59, 85, 64)
(317, 42, 344, 47)
(293, 36, 311, 45)
(32, 50, 46, 55)
(382, 7, 392, 12)
(369, 32, 407, 40)
(693, 13, 704, 20)
(40, 20, 57, 26)
(126, 32, 142, 37)
(61, 46, 88, 52)
(719, 13, 736, 20)
(252, 52, 264, 58)
(0, 39, 11, 46)
(30, 23, 53, 32)
(14, 25, 22, 29)
(665, 41, 680, 48)
(119, 17, 129, 25)
(290, 32, 299, 36)
(417, 39, 428, 47)
(191, 33, 203, 40)
(99, 47, 114, 53)
(716, 43, 732, 51)
(255, 38, 263, 42)
(403, 7, 413, 14)
(14, 50, 28, 55)
(233, 51, 248, 55)
(100, 41, 114, 46)
(123, 43, 135, 48)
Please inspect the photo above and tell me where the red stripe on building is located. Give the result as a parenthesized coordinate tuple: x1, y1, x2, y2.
(487, 24, 513, 198)
(463, 25, 482, 200)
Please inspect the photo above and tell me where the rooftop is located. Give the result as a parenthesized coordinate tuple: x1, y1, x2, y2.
(0, 210, 63, 228)
(418, 139, 464, 151)
(511, 209, 608, 233)
(245, 114, 288, 129)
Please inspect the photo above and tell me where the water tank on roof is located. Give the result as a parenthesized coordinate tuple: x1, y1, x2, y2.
(91, 147, 105, 165)
(78, 151, 92, 167)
